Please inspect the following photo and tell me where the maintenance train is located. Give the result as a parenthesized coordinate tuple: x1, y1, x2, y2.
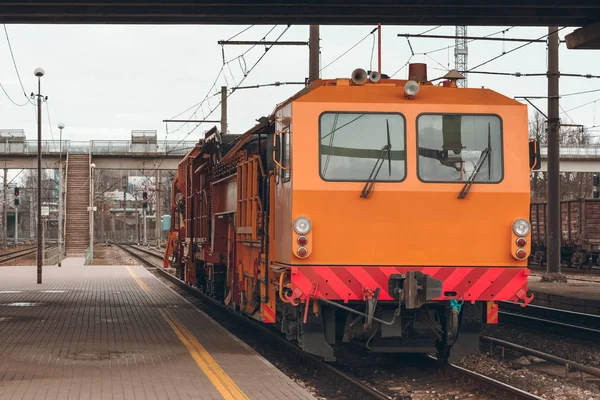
(164, 64, 540, 362)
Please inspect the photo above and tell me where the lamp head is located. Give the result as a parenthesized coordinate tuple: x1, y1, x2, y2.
(34, 68, 45, 77)
(58, 123, 65, 130)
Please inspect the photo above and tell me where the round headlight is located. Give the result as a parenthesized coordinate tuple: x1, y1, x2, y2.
(404, 80, 420, 97)
(512, 219, 531, 236)
(293, 217, 312, 235)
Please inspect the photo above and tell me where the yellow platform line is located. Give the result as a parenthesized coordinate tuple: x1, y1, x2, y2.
(125, 265, 151, 294)
(125, 265, 249, 400)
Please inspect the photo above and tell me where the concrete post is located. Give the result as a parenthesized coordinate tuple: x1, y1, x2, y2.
(58, 161, 63, 266)
(2, 168, 7, 247)
(100, 197, 104, 243)
(143, 205, 147, 246)
(122, 191, 127, 243)
(155, 171, 161, 248)
(136, 197, 140, 244)
(15, 204, 18, 245)
(29, 193, 34, 238)
(42, 216, 45, 265)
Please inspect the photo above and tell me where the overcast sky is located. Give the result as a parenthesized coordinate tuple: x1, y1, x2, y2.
(2, 24, 600, 145)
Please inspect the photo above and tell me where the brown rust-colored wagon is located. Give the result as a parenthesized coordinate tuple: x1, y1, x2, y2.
(530, 199, 600, 268)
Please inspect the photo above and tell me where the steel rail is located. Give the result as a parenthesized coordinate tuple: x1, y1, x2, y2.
(481, 336, 600, 379)
(0, 247, 39, 264)
(120, 243, 544, 400)
(442, 361, 545, 400)
(499, 301, 600, 335)
(0, 246, 36, 258)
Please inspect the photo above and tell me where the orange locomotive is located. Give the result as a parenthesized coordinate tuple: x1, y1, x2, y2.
(165, 64, 540, 362)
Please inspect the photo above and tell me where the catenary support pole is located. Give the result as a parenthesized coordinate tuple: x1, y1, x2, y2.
(544, 26, 566, 282)
(58, 123, 64, 266)
(36, 73, 43, 284)
(378, 24, 382, 74)
(308, 25, 320, 84)
(221, 86, 227, 135)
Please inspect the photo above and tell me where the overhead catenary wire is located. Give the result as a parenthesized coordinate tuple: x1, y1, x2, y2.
(307, 26, 378, 83)
(370, 30, 376, 72)
(389, 26, 514, 79)
(166, 25, 279, 136)
(2, 24, 33, 106)
(417, 27, 515, 57)
(562, 98, 600, 113)
(559, 104, 577, 125)
(146, 25, 293, 185)
(463, 70, 600, 79)
(225, 25, 254, 42)
(562, 87, 600, 97)
(468, 26, 567, 72)
(0, 82, 29, 107)
(45, 100, 57, 150)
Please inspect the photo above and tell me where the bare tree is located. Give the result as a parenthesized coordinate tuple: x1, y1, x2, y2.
(529, 111, 592, 201)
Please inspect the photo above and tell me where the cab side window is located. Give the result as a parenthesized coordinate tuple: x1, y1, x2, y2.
(281, 126, 291, 182)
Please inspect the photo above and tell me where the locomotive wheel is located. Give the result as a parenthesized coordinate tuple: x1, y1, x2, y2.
(575, 253, 586, 269)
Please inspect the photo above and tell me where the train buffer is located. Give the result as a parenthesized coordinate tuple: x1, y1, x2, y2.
(0, 259, 315, 400)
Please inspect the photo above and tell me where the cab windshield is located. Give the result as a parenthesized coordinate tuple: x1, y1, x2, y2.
(417, 114, 503, 183)
(319, 112, 406, 181)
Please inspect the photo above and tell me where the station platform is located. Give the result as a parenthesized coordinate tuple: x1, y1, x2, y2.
(528, 275, 600, 315)
(0, 259, 315, 400)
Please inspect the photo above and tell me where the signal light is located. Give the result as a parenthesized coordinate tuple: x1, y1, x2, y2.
(595, 191, 600, 199)
(14, 198, 19, 206)
(515, 248, 527, 260)
(143, 202, 148, 209)
(297, 247, 308, 258)
(594, 175, 600, 186)
(14, 187, 19, 197)
(516, 237, 527, 247)
(142, 191, 148, 200)
(297, 236, 308, 246)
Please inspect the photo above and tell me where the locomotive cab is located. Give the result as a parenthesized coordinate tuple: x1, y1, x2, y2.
(271, 70, 532, 361)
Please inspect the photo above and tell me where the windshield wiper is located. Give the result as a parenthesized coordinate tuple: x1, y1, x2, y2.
(457, 147, 490, 199)
(458, 124, 493, 199)
(360, 119, 392, 198)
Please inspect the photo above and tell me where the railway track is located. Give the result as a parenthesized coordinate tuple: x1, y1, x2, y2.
(119, 243, 544, 400)
(499, 301, 600, 338)
(0, 246, 37, 264)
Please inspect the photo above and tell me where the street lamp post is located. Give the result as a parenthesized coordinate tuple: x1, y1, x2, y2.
(58, 123, 64, 267)
(89, 163, 96, 259)
(33, 67, 45, 284)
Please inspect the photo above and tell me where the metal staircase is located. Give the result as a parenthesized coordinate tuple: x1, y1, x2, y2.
(65, 153, 90, 256)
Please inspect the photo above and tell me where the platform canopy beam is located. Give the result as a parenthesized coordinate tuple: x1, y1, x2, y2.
(566, 21, 600, 49)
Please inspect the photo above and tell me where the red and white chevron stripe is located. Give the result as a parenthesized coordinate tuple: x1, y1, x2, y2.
(290, 266, 532, 304)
